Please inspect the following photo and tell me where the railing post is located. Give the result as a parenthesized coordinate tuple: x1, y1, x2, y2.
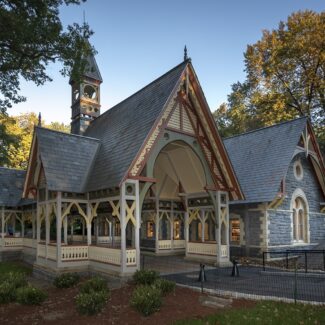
(305, 251, 307, 273)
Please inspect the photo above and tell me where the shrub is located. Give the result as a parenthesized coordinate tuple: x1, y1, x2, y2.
(75, 290, 108, 315)
(153, 279, 176, 296)
(0, 272, 27, 304)
(133, 269, 159, 286)
(0, 281, 16, 304)
(16, 285, 47, 305)
(79, 276, 108, 294)
(130, 285, 162, 316)
(53, 273, 80, 288)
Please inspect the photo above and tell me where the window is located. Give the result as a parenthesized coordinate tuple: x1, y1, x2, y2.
(174, 220, 180, 239)
(231, 219, 240, 243)
(292, 197, 306, 242)
(294, 160, 303, 181)
(146, 221, 154, 238)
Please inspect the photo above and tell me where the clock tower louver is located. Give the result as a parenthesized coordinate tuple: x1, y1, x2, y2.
(70, 50, 103, 135)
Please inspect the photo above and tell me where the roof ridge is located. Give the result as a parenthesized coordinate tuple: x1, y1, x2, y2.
(223, 116, 308, 141)
(86, 60, 188, 131)
(35, 126, 100, 141)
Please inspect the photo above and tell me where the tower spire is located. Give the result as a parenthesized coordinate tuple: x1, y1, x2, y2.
(184, 45, 188, 61)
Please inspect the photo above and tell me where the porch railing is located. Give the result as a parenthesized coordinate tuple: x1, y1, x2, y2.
(158, 240, 172, 250)
(221, 245, 228, 257)
(89, 246, 121, 265)
(2, 237, 23, 247)
(187, 242, 217, 256)
(126, 249, 137, 266)
(61, 245, 88, 261)
(173, 239, 186, 249)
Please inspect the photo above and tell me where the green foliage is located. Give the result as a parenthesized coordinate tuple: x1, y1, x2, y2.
(53, 273, 80, 288)
(75, 290, 108, 316)
(130, 285, 162, 316)
(0, 272, 27, 304)
(133, 269, 159, 286)
(213, 10, 325, 154)
(0, 0, 95, 112)
(172, 301, 325, 325)
(16, 285, 47, 305)
(75, 276, 109, 315)
(79, 276, 108, 294)
(153, 279, 176, 296)
(0, 112, 70, 168)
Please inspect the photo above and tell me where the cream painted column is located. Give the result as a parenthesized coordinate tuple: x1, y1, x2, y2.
(1, 207, 5, 247)
(135, 180, 140, 270)
(184, 210, 189, 256)
(81, 219, 85, 241)
(56, 192, 62, 268)
(170, 209, 174, 250)
(155, 205, 159, 254)
(215, 191, 221, 264)
(200, 210, 205, 243)
(120, 182, 127, 274)
(21, 214, 25, 238)
(32, 209, 36, 239)
(63, 217, 68, 244)
(86, 203, 92, 246)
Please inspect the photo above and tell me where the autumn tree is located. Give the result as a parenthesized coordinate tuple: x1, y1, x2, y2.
(0, 0, 95, 112)
(214, 10, 325, 149)
(0, 112, 69, 169)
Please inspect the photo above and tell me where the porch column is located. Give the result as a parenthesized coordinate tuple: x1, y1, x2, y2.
(170, 209, 174, 250)
(200, 210, 205, 243)
(184, 210, 189, 256)
(36, 202, 41, 243)
(135, 180, 140, 270)
(155, 197, 159, 254)
(1, 207, 4, 248)
(120, 182, 127, 273)
(86, 203, 92, 246)
(112, 218, 115, 247)
(63, 217, 68, 244)
(215, 191, 221, 264)
(56, 192, 62, 268)
(21, 214, 25, 238)
(70, 222, 74, 242)
(45, 203, 50, 259)
(95, 218, 99, 244)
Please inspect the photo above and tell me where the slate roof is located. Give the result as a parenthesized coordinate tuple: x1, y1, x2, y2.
(223, 117, 308, 204)
(35, 127, 100, 193)
(0, 168, 33, 207)
(84, 60, 187, 191)
(84, 53, 103, 82)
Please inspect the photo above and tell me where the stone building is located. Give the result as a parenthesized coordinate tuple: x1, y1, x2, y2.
(224, 117, 325, 257)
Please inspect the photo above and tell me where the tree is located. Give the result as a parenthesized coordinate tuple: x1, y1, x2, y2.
(214, 10, 325, 149)
(0, 112, 70, 169)
(0, 0, 95, 112)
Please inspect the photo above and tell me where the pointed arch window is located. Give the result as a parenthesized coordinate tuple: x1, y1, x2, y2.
(292, 197, 307, 243)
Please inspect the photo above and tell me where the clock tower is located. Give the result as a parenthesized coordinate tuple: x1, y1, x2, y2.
(70, 51, 103, 135)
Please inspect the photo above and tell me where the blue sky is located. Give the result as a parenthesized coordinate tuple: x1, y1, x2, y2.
(10, 0, 324, 124)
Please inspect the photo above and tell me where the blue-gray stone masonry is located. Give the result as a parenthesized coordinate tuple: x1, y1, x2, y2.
(268, 152, 325, 246)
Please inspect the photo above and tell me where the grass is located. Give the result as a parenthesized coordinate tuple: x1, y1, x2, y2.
(0, 262, 32, 276)
(173, 301, 325, 325)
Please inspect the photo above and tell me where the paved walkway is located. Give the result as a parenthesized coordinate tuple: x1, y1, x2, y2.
(141, 254, 325, 303)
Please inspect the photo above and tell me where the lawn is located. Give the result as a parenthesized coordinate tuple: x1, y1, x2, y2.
(0, 261, 32, 276)
(173, 301, 325, 325)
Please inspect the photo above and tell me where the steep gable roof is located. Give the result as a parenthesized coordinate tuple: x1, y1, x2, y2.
(84, 61, 188, 191)
(223, 117, 308, 204)
(0, 168, 33, 207)
(34, 127, 100, 193)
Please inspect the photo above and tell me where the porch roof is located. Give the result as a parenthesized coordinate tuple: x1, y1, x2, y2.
(0, 167, 33, 207)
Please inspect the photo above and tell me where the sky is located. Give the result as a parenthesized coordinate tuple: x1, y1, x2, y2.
(9, 0, 325, 125)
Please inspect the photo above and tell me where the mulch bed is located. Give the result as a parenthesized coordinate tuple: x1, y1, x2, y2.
(0, 283, 255, 325)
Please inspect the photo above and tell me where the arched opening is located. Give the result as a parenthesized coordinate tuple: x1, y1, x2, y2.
(141, 140, 222, 256)
(291, 189, 309, 244)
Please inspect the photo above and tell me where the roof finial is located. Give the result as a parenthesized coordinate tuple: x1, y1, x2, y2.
(184, 45, 188, 61)
(38, 112, 42, 127)
(82, 10, 87, 38)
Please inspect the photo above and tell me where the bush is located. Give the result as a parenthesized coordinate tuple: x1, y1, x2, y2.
(153, 279, 176, 296)
(79, 276, 108, 294)
(130, 285, 162, 316)
(53, 273, 80, 288)
(133, 269, 159, 286)
(75, 290, 108, 315)
(0, 281, 16, 304)
(0, 272, 27, 304)
(16, 285, 47, 305)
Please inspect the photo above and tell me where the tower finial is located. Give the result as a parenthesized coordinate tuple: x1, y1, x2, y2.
(184, 45, 188, 61)
(82, 10, 86, 38)
(38, 112, 42, 127)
